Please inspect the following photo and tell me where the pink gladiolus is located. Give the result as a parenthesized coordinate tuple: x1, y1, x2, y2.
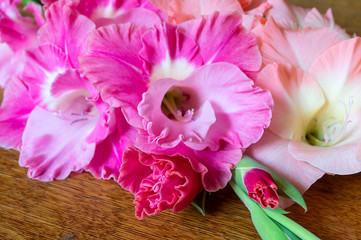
(137, 62, 273, 151)
(265, 0, 349, 39)
(80, 12, 273, 190)
(42, 0, 163, 27)
(118, 147, 202, 219)
(243, 168, 279, 209)
(0, 0, 138, 181)
(249, 28, 361, 190)
(149, 0, 268, 32)
(0, 0, 43, 87)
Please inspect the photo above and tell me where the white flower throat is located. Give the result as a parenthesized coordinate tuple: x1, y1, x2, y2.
(305, 97, 353, 147)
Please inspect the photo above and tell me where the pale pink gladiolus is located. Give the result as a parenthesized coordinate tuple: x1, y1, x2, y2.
(248, 35, 361, 193)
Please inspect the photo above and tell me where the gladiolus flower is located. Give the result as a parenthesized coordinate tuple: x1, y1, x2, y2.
(118, 147, 202, 219)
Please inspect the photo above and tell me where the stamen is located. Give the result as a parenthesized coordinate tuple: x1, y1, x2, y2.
(161, 88, 196, 122)
(70, 118, 88, 125)
(320, 96, 353, 146)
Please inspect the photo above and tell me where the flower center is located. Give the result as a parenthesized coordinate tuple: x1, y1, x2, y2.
(161, 87, 198, 122)
(305, 97, 353, 147)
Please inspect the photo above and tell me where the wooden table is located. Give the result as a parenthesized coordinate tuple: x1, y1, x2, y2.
(1, 0, 361, 239)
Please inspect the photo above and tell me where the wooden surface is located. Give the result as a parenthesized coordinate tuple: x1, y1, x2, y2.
(1, 0, 361, 239)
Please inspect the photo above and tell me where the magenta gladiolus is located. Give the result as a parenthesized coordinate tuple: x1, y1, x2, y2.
(118, 147, 202, 219)
(243, 168, 279, 209)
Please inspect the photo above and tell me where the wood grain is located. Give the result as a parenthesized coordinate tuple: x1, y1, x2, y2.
(1, 1, 361, 239)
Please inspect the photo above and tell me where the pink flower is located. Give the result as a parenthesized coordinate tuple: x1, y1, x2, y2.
(80, 12, 273, 190)
(81, 12, 272, 150)
(148, 0, 269, 32)
(0, 77, 35, 150)
(243, 168, 279, 209)
(0, 0, 41, 52)
(0, 1, 137, 181)
(138, 62, 273, 151)
(118, 147, 202, 219)
(42, 0, 164, 27)
(248, 25, 361, 193)
(0, 0, 43, 87)
(265, 0, 349, 39)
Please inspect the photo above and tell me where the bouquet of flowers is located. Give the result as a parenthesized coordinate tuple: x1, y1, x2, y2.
(1, 0, 360, 239)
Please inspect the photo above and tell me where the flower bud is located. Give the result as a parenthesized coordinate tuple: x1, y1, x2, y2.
(243, 168, 279, 209)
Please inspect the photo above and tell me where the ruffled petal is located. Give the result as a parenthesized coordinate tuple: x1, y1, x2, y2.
(186, 147, 243, 192)
(246, 130, 325, 193)
(257, 63, 325, 141)
(136, 136, 243, 192)
(38, 1, 95, 68)
(118, 147, 153, 195)
(138, 78, 216, 150)
(179, 12, 261, 78)
(261, 18, 343, 71)
(19, 106, 97, 181)
(0, 78, 35, 150)
(80, 23, 147, 127)
(177, 63, 273, 150)
(139, 22, 203, 81)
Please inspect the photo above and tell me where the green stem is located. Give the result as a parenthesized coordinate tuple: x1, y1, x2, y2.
(264, 209, 320, 240)
(230, 180, 254, 209)
(230, 180, 320, 240)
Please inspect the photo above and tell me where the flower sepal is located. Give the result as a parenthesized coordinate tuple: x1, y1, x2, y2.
(230, 155, 319, 240)
(190, 190, 209, 216)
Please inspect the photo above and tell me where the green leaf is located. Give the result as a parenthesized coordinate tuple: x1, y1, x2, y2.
(230, 180, 289, 240)
(190, 190, 208, 216)
(21, 0, 42, 5)
(266, 207, 289, 215)
(236, 156, 307, 211)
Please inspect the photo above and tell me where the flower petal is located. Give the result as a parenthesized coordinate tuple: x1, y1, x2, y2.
(179, 12, 261, 78)
(257, 63, 325, 141)
(289, 140, 361, 175)
(19, 106, 97, 181)
(22, 44, 89, 112)
(38, 1, 95, 68)
(0, 78, 34, 150)
(138, 77, 216, 150)
(139, 22, 203, 81)
(85, 108, 137, 180)
(0, 43, 21, 87)
(246, 130, 325, 193)
(261, 18, 343, 71)
(80, 23, 147, 127)
(176, 63, 272, 150)
(149, 0, 243, 24)
(309, 37, 361, 106)
(136, 136, 243, 192)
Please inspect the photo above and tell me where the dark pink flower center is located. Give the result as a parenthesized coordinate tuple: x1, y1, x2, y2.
(249, 182, 279, 209)
(244, 168, 279, 209)
(161, 86, 199, 122)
